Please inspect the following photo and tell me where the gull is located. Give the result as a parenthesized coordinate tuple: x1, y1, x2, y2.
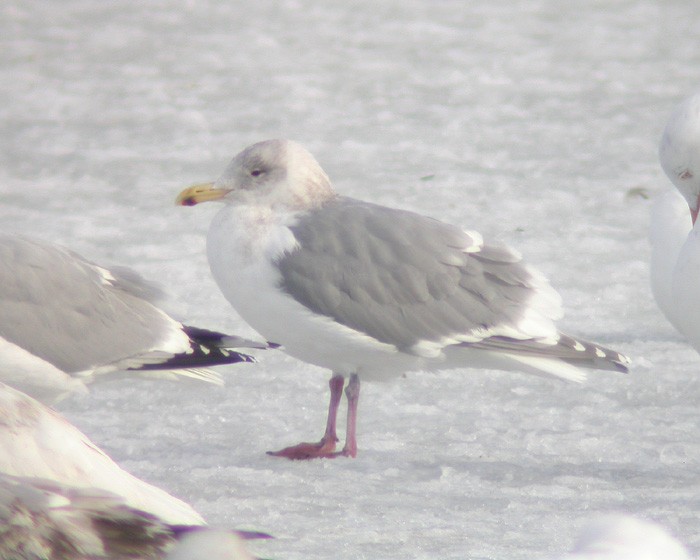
(177, 139, 630, 459)
(166, 530, 255, 560)
(0, 475, 266, 560)
(0, 381, 204, 526)
(651, 92, 700, 349)
(555, 514, 690, 560)
(0, 233, 272, 404)
(0, 473, 189, 560)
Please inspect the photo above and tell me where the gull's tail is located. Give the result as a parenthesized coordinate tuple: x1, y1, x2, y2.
(466, 333, 630, 383)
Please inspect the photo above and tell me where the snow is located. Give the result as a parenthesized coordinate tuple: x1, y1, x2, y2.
(0, 0, 699, 558)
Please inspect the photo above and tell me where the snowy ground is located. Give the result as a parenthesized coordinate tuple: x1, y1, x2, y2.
(1, 1, 699, 558)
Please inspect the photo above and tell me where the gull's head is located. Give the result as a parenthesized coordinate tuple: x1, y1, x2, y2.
(176, 139, 335, 211)
(567, 515, 690, 560)
(659, 94, 700, 224)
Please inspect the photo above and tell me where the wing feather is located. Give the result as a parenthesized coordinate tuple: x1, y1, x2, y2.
(276, 197, 562, 352)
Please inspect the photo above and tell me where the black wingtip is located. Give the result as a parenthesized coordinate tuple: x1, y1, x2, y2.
(124, 325, 273, 372)
(182, 325, 278, 350)
(612, 358, 630, 374)
(559, 336, 631, 375)
(131, 348, 256, 372)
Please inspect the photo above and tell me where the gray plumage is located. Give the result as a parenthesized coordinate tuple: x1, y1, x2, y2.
(0, 235, 180, 374)
(0, 234, 267, 402)
(276, 197, 628, 372)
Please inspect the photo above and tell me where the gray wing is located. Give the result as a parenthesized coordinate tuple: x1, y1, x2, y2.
(0, 234, 181, 373)
(0, 235, 264, 375)
(276, 198, 559, 349)
(276, 198, 628, 372)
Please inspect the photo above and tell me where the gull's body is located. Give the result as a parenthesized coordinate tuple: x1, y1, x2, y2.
(0, 474, 264, 560)
(0, 381, 204, 526)
(651, 93, 700, 350)
(0, 234, 267, 404)
(178, 139, 629, 459)
(649, 188, 691, 331)
(555, 515, 690, 560)
(0, 474, 184, 560)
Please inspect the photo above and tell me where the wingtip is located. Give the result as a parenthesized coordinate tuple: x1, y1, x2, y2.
(614, 356, 631, 374)
(182, 325, 278, 351)
(602, 347, 631, 374)
(556, 334, 631, 375)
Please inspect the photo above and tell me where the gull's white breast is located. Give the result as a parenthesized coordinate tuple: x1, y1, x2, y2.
(206, 205, 424, 380)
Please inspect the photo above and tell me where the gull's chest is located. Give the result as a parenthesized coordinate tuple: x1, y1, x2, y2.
(204, 205, 413, 375)
(206, 206, 299, 308)
(671, 226, 700, 343)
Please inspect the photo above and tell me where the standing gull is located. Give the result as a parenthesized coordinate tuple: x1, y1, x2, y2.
(651, 92, 700, 351)
(177, 139, 630, 459)
(0, 234, 271, 404)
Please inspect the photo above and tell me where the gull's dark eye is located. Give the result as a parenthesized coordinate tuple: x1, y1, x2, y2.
(250, 169, 263, 177)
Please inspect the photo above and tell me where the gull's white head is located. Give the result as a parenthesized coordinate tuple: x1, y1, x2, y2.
(177, 139, 335, 211)
(565, 515, 690, 560)
(659, 94, 700, 223)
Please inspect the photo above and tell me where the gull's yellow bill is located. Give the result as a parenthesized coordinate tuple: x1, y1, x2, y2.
(175, 182, 229, 206)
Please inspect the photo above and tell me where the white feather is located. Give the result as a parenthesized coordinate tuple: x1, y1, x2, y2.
(0, 383, 204, 526)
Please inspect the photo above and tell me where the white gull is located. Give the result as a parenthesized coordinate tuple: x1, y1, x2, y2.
(0, 473, 267, 560)
(0, 473, 190, 559)
(554, 514, 690, 560)
(0, 381, 203, 526)
(651, 92, 700, 351)
(177, 139, 630, 459)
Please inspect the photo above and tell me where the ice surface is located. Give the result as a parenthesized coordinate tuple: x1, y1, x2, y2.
(1, 0, 699, 558)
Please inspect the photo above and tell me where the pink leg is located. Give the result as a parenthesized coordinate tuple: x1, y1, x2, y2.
(338, 374, 360, 458)
(322, 374, 344, 444)
(267, 374, 346, 460)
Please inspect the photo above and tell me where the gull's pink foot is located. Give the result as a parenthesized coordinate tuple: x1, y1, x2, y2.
(267, 438, 356, 460)
(267, 435, 338, 460)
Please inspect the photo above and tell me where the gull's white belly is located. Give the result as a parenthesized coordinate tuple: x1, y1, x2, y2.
(671, 225, 700, 350)
(650, 189, 693, 332)
(0, 337, 87, 403)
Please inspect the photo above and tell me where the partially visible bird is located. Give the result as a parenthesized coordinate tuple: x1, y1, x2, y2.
(177, 139, 630, 459)
(0, 474, 268, 560)
(165, 530, 255, 560)
(555, 514, 690, 560)
(0, 381, 203, 526)
(651, 92, 700, 353)
(0, 233, 273, 404)
(0, 473, 181, 560)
